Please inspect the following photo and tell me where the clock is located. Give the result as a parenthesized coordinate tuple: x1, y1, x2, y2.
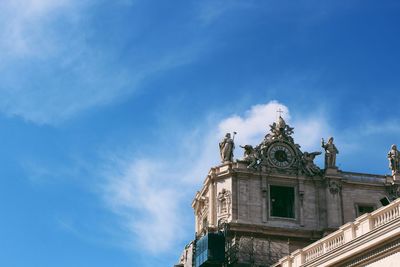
(267, 142, 296, 168)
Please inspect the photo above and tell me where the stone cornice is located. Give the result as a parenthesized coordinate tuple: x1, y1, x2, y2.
(227, 222, 323, 240)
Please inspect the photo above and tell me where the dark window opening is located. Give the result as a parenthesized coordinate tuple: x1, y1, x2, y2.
(357, 205, 375, 216)
(270, 185, 295, 218)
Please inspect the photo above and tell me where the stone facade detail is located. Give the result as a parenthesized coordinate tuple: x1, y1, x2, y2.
(217, 189, 231, 225)
(177, 115, 400, 267)
(328, 180, 341, 195)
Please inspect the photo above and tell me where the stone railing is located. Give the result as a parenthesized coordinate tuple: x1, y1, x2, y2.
(274, 198, 400, 267)
(373, 202, 400, 228)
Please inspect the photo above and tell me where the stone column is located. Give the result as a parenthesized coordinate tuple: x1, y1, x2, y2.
(209, 174, 216, 227)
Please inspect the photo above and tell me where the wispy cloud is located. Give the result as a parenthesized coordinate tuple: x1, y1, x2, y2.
(0, 0, 78, 57)
(196, 0, 255, 25)
(361, 120, 400, 135)
(0, 0, 200, 125)
(100, 158, 188, 253)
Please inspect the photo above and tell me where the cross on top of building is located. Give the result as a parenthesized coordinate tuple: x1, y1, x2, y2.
(277, 108, 284, 119)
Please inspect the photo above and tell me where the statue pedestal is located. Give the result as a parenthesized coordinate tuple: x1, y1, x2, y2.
(385, 174, 400, 185)
(325, 167, 339, 176)
(386, 175, 394, 184)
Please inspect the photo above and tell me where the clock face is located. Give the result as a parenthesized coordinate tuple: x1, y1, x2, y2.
(267, 143, 295, 168)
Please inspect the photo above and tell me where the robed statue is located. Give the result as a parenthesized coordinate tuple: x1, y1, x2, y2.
(388, 144, 400, 175)
(321, 137, 339, 169)
(219, 132, 235, 163)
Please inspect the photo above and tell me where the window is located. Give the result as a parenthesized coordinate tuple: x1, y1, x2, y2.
(356, 204, 375, 216)
(270, 185, 295, 218)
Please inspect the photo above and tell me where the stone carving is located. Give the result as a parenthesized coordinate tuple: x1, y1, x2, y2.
(240, 145, 259, 169)
(238, 116, 325, 176)
(219, 132, 236, 163)
(269, 116, 295, 143)
(199, 196, 209, 215)
(329, 180, 341, 195)
(217, 218, 228, 227)
(321, 137, 339, 169)
(301, 151, 322, 176)
(217, 189, 231, 216)
(299, 191, 305, 205)
(387, 144, 400, 175)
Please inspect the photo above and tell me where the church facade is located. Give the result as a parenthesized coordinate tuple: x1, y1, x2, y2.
(175, 116, 400, 267)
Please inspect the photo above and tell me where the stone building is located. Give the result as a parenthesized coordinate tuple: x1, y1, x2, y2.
(175, 116, 400, 267)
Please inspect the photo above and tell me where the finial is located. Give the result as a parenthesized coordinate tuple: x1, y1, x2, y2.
(276, 108, 284, 120)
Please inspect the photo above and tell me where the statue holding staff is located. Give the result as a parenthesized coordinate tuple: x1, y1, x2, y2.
(388, 144, 400, 175)
(321, 137, 339, 169)
(219, 132, 236, 163)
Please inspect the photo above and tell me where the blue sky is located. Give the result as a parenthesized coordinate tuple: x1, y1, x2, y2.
(1, 1, 400, 266)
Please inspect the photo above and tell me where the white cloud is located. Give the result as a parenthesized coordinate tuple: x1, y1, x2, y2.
(218, 101, 289, 146)
(0, 0, 76, 56)
(101, 158, 187, 253)
(218, 100, 330, 152)
(0, 0, 200, 125)
(99, 101, 331, 254)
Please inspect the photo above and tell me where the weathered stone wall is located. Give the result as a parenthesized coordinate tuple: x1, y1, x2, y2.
(341, 184, 386, 223)
(229, 236, 308, 267)
(205, 168, 389, 233)
(302, 180, 320, 229)
(237, 176, 263, 224)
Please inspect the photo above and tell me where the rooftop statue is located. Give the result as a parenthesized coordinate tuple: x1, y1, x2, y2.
(388, 144, 400, 176)
(321, 137, 339, 169)
(240, 145, 259, 169)
(301, 151, 322, 176)
(219, 132, 236, 163)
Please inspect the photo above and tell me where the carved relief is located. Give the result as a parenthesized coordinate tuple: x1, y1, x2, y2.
(299, 191, 305, 205)
(217, 189, 231, 219)
(200, 196, 209, 214)
(329, 180, 341, 195)
(237, 115, 323, 176)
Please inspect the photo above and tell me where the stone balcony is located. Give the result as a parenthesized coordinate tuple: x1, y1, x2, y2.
(273, 198, 400, 267)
